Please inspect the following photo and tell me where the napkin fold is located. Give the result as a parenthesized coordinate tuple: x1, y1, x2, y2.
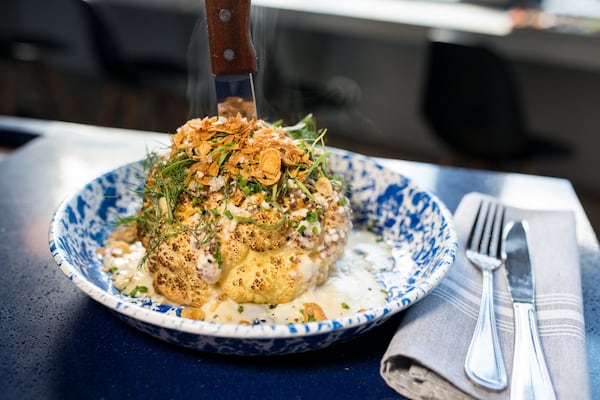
(381, 192, 590, 399)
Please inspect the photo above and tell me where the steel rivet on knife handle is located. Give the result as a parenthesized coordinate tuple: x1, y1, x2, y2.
(503, 221, 557, 400)
(205, 0, 257, 76)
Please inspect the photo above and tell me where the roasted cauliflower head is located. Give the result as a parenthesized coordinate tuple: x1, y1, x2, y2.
(135, 115, 352, 307)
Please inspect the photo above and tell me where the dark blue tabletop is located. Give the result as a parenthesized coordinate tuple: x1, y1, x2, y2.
(1, 117, 598, 399)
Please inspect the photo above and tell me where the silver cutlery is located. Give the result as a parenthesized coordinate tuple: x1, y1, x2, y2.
(503, 220, 556, 400)
(464, 200, 508, 391)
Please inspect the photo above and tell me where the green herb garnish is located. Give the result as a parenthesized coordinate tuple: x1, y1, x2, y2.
(129, 285, 148, 297)
(115, 114, 346, 270)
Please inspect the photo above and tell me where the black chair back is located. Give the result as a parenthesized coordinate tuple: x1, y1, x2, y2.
(423, 41, 530, 160)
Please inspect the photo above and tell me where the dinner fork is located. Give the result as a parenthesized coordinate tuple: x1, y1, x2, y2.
(464, 200, 508, 391)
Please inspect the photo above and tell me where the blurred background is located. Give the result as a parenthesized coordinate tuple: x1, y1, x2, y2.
(1, 0, 600, 234)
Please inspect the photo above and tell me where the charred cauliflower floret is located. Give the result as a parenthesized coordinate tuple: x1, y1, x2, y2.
(132, 114, 352, 307)
(143, 199, 213, 307)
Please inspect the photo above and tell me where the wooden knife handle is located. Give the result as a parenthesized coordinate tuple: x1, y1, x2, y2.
(205, 0, 257, 76)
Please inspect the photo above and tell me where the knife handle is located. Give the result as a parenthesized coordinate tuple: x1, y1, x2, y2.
(510, 303, 556, 400)
(205, 0, 257, 76)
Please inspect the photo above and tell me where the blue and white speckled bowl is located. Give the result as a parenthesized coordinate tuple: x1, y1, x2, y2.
(49, 149, 457, 355)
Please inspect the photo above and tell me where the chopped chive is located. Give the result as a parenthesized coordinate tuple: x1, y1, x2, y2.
(367, 219, 377, 230)
(213, 244, 223, 268)
(306, 211, 318, 222)
(129, 285, 148, 297)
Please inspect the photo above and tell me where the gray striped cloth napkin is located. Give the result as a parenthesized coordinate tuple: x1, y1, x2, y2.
(380, 192, 590, 399)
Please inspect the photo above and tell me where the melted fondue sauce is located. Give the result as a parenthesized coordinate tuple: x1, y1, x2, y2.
(102, 230, 399, 324)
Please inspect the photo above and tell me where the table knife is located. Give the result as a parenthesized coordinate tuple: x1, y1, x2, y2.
(503, 220, 556, 400)
(205, 0, 257, 118)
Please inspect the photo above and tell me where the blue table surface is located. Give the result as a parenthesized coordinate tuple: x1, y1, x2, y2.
(1, 117, 598, 399)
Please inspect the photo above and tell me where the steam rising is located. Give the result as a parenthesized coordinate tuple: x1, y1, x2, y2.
(184, 4, 379, 141)
(185, 5, 279, 120)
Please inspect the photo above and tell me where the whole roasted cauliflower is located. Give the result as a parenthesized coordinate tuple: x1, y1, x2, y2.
(133, 114, 352, 308)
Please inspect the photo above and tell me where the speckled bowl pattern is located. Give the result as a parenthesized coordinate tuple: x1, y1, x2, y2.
(49, 149, 458, 355)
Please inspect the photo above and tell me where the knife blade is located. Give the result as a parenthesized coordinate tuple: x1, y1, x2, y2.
(205, 0, 257, 119)
(503, 220, 556, 400)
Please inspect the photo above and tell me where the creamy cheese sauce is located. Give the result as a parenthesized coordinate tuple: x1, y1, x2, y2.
(101, 241, 163, 302)
(102, 230, 400, 324)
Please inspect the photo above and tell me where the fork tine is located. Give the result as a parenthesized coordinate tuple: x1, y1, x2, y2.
(468, 200, 504, 255)
(480, 202, 496, 255)
(489, 204, 505, 259)
(467, 201, 487, 252)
